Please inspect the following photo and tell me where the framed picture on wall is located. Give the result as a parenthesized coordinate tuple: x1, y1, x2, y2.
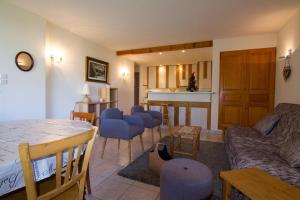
(86, 56, 109, 83)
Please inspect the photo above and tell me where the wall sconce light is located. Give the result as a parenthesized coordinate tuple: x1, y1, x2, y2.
(280, 49, 292, 81)
(49, 48, 63, 64)
(121, 68, 129, 80)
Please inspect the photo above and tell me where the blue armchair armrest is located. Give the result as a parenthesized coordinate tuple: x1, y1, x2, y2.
(132, 112, 156, 128)
(123, 115, 144, 127)
(132, 112, 152, 122)
(100, 119, 130, 139)
(148, 110, 162, 121)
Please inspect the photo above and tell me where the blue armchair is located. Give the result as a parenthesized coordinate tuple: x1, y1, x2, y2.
(100, 108, 144, 162)
(131, 105, 162, 144)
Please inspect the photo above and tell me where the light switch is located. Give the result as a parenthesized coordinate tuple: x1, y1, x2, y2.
(0, 73, 8, 85)
(0, 79, 7, 85)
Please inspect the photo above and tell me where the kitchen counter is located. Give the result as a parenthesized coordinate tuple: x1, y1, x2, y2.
(147, 91, 214, 102)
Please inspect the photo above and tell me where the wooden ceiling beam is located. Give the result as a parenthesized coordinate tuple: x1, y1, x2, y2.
(116, 40, 213, 56)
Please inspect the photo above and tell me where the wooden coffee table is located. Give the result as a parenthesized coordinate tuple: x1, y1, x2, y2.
(220, 168, 300, 200)
(170, 126, 201, 160)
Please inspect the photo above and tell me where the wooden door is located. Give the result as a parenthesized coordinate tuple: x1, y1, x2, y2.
(219, 48, 276, 129)
(219, 51, 247, 128)
(246, 48, 275, 126)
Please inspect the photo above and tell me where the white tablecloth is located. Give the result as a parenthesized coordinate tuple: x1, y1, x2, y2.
(0, 119, 93, 196)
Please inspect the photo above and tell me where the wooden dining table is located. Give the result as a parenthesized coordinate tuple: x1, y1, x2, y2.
(0, 119, 94, 196)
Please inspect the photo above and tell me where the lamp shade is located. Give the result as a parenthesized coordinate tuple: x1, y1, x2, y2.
(81, 83, 90, 95)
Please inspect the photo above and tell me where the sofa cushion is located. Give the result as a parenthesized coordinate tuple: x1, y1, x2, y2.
(225, 126, 261, 139)
(253, 112, 280, 136)
(232, 149, 300, 187)
(225, 127, 278, 160)
(225, 127, 300, 187)
(268, 103, 300, 146)
(280, 135, 300, 167)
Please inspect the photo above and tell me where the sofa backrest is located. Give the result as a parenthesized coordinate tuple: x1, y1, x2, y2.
(269, 103, 300, 146)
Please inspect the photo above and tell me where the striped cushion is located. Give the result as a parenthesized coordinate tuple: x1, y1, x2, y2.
(280, 135, 300, 167)
(253, 112, 280, 136)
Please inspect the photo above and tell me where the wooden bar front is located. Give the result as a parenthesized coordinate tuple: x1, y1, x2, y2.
(148, 100, 211, 129)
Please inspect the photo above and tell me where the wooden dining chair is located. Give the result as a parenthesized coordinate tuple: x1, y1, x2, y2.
(70, 111, 95, 124)
(19, 127, 98, 200)
(70, 110, 95, 194)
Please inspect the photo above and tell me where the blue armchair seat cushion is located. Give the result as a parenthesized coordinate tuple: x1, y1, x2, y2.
(129, 125, 144, 138)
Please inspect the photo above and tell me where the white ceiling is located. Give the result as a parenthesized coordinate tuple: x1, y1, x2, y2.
(7, 0, 300, 65)
(8, 0, 300, 51)
(124, 48, 212, 66)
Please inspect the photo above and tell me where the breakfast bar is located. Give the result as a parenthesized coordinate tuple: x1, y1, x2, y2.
(146, 91, 213, 129)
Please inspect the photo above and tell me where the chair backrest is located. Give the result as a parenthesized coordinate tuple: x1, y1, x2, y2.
(131, 106, 145, 114)
(19, 127, 98, 200)
(70, 111, 95, 124)
(101, 108, 123, 120)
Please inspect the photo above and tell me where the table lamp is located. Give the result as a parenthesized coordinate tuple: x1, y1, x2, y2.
(82, 83, 91, 103)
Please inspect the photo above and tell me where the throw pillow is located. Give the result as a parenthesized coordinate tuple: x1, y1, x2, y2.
(253, 112, 281, 136)
(280, 136, 300, 167)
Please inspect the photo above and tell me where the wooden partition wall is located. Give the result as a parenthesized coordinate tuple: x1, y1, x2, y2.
(146, 61, 212, 90)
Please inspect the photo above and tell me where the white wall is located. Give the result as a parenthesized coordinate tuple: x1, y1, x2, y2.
(211, 33, 277, 130)
(46, 23, 134, 118)
(0, 2, 46, 121)
(275, 11, 300, 105)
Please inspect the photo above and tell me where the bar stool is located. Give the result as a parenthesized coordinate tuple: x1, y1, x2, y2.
(160, 103, 170, 128)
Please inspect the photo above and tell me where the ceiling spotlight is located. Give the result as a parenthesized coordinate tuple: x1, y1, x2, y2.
(159, 52, 163, 55)
(181, 50, 186, 53)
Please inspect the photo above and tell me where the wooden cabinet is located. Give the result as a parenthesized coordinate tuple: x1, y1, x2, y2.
(219, 48, 275, 129)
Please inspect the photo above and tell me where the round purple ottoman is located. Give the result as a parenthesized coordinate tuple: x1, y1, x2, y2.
(160, 158, 213, 200)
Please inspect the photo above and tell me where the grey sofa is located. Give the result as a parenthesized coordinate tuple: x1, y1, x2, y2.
(225, 103, 300, 188)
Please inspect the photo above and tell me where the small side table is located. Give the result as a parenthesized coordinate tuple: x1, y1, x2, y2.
(170, 126, 201, 160)
(220, 168, 300, 200)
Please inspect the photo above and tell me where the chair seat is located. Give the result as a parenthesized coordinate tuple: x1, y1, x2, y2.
(129, 125, 144, 138)
(143, 118, 162, 128)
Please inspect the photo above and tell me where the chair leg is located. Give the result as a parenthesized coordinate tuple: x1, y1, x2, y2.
(158, 126, 162, 140)
(118, 139, 121, 151)
(139, 134, 144, 152)
(86, 165, 92, 194)
(151, 128, 154, 144)
(101, 137, 107, 159)
(128, 140, 132, 162)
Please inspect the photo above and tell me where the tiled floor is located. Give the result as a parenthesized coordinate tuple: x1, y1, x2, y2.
(86, 127, 223, 200)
